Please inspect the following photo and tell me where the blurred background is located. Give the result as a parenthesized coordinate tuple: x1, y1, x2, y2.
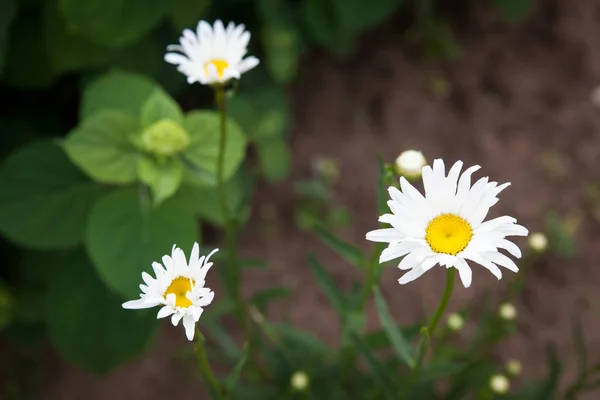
(1, 0, 599, 398)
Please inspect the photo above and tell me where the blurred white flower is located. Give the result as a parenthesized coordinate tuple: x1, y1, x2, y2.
(290, 371, 309, 391)
(395, 150, 426, 179)
(122, 243, 217, 341)
(165, 20, 259, 85)
(366, 159, 528, 288)
(498, 303, 517, 321)
(489, 374, 510, 394)
(528, 232, 548, 252)
(447, 313, 464, 331)
(506, 359, 522, 376)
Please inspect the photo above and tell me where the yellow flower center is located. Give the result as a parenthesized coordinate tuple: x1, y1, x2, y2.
(164, 277, 194, 308)
(204, 59, 229, 78)
(425, 214, 473, 255)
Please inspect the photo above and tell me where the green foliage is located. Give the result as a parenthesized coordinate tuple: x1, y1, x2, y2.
(492, 0, 533, 23)
(85, 187, 199, 298)
(0, 141, 103, 249)
(46, 251, 158, 374)
(0, 0, 17, 74)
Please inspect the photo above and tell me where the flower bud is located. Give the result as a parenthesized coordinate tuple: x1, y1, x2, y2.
(447, 313, 464, 331)
(290, 370, 309, 391)
(498, 303, 517, 321)
(506, 359, 522, 376)
(141, 119, 190, 157)
(528, 232, 548, 253)
(394, 150, 426, 179)
(489, 374, 510, 394)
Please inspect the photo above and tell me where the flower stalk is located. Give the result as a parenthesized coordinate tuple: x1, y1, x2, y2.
(194, 334, 225, 400)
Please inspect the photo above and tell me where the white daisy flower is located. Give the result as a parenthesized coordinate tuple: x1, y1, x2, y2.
(122, 243, 217, 341)
(164, 19, 260, 85)
(366, 159, 528, 288)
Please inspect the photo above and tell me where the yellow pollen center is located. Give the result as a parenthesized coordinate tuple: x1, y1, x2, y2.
(164, 277, 194, 308)
(204, 59, 229, 78)
(425, 214, 473, 255)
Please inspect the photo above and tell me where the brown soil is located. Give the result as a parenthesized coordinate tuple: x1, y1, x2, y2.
(29, 0, 600, 398)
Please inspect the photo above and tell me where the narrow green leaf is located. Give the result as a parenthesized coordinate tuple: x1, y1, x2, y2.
(307, 253, 346, 315)
(0, 0, 17, 74)
(140, 89, 184, 128)
(573, 317, 588, 378)
(314, 224, 364, 268)
(419, 362, 464, 384)
(240, 258, 268, 269)
(377, 155, 388, 216)
(225, 343, 249, 391)
(350, 332, 397, 400)
(251, 287, 292, 311)
(373, 286, 415, 367)
(537, 344, 561, 400)
(137, 156, 184, 206)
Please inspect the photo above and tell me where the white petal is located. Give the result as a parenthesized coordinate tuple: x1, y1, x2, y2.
(483, 252, 519, 272)
(157, 305, 175, 319)
(164, 53, 189, 65)
(172, 246, 187, 268)
(398, 266, 427, 284)
(497, 239, 522, 258)
(366, 228, 405, 243)
(171, 312, 183, 326)
(122, 298, 156, 309)
(400, 177, 426, 205)
(454, 258, 473, 288)
(183, 314, 196, 341)
(379, 241, 422, 263)
(142, 272, 154, 286)
(236, 56, 259, 74)
(190, 242, 200, 266)
(152, 262, 166, 278)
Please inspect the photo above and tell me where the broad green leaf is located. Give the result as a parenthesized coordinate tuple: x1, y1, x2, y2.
(256, 138, 291, 182)
(228, 88, 290, 142)
(350, 332, 397, 399)
(63, 111, 140, 184)
(46, 252, 158, 374)
(177, 168, 253, 225)
(225, 343, 249, 391)
(373, 286, 415, 367)
(251, 288, 292, 311)
(138, 156, 184, 206)
(301, 0, 354, 55)
(86, 187, 198, 298)
(314, 224, 364, 268)
(307, 253, 346, 315)
(492, 0, 533, 23)
(169, 0, 211, 30)
(44, 0, 111, 72)
(0, 140, 103, 249)
(262, 22, 301, 84)
(0, 0, 17, 74)
(183, 111, 247, 183)
(59, 0, 170, 47)
(335, 0, 400, 33)
(109, 36, 162, 78)
(140, 89, 184, 128)
(81, 70, 161, 119)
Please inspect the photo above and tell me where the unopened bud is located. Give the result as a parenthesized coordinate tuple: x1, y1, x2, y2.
(290, 370, 309, 391)
(447, 313, 464, 331)
(489, 374, 510, 394)
(506, 359, 522, 376)
(498, 303, 517, 321)
(394, 150, 426, 179)
(528, 232, 548, 253)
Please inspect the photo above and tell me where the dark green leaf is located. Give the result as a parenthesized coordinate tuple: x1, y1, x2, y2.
(86, 187, 199, 298)
(307, 253, 346, 315)
(314, 224, 364, 268)
(251, 288, 292, 311)
(492, 0, 533, 23)
(225, 343, 249, 391)
(0, 140, 103, 249)
(350, 332, 397, 399)
(373, 286, 415, 367)
(256, 137, 292, 182)
(0, 0, 17, 74)
(419, 362, 464, 384)
(138, 156, 184, 206)
(46, 251, 158, 374)
(228, 88, 290, 141)
(140, 89, 184, 128)
(169, 0, 211, 30)
(59, 0, 170, 47)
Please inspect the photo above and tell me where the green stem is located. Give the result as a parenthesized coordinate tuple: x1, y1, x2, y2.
(214, 86, 247, 333)
(194, 335, 224, 400)
(406, 267, 457, 394)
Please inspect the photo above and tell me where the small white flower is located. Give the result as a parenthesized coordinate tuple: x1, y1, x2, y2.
(506, 359, 522, 376)
(366, 159, 528, 288)
(489, 374, 510, 394)
(395, 150, 426, 178)
(164, 20, 259, 85)
(447, 313, 464, 331)
(498, 303, 517, 321)
(528, 232, 548, 252)
(290, 371, 309, 391)
(122, 243, 217, 341)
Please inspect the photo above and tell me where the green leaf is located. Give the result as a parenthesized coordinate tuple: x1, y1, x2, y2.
(492, 0, 533, 23)
(377, 155, 388, 216)
(537, 344, 561, 400)
(419, 362, 464, 383)
(81, 70, 161, 120)
(228, 88, 290, 141)
(44, 0, 111, 72)
(251, 288, 292, 311)
(350, 332, 397, 400)
(336, 0, 400, 33)
(0, 140, 103, 249)
(59, 0, 170, 47)
(256, 138, 292, 182)
(63, 111, 140, 184)
(169, 0, 211, 31)
(225, 343, 249, 391)
(314, 224, 364, 268)
(373, 286, 415, 367)
(183, 111, 247, 183)
(307, 253, 346, 315)
(262, 22, 301, 84)
(0, 0, 17, 74)
(140, 89, 184, 128)
(86, 187, 199, 298)
(46, 251, 158, 374)
(301, 0, 354, 55)
(138, 156, 184, 206)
